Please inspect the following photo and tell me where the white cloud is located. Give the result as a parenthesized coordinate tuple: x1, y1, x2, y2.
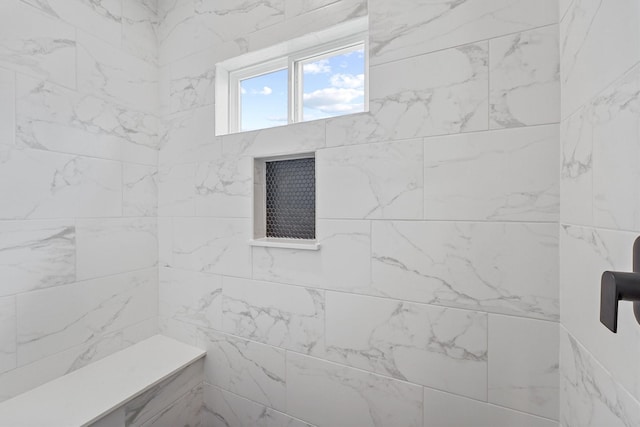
(258, 86, 272, 95)
(240, 87, 247, 94)
(329, 73, 365, 89)
(303, 59, 331, 74)
(303, 87, 364, 114)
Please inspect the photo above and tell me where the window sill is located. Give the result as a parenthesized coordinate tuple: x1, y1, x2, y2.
(249, 238, 320, 251)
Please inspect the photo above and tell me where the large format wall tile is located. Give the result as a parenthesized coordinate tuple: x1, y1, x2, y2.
(124, 164, 158, 217)
(490, 25, 560, 128)
(560, 0, 640, 118)
(159, 267, 222, 331)
(222, 277, 325, 356)
(561, 330, 640, 427)
(199, 329, 286, 412)
(317, 139, 423, 219)
(372, 221, 559, 320)
(0, 220, 75, 296)
(489, 315, 559, 419)
(16, 268, 158, 366)
(325, 292, 488, 400)
(122, 0, 158, 65)
(424, 387, 558, 427)
(252, 247, 322, 288)
(161, 48, 216, 115)
(172, 218, 251, 277)
(424, 125, 559, 221)
(158, 163, 196, 217)
(369, 0, 557, 65)
(158, 105, 217, 166)
(195, 153, 252, 218)
(0, 296, 16, 375)
(76, 218, 158, 280)
(286, 352, 423, 427)
(0, 68, 15, 145)
(0, 1, 76, 89)
(203, 385, 312, 427)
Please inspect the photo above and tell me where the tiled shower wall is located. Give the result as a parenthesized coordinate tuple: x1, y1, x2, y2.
(559, 1, 640, 426)
(0, 0, 160, 402)
(156, 1, 561, 425)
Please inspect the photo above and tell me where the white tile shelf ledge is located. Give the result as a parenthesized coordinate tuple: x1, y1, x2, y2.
(249, 238, 320, 251)
(0, 335, 205, 427)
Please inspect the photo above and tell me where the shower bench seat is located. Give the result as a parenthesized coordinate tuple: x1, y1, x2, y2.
(0, 335, 205, 427)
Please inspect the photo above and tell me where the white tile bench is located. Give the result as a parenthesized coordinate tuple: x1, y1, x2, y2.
(0, 335, 205, 427)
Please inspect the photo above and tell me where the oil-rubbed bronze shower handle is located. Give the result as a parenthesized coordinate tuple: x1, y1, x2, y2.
(600, 236, 640, 333)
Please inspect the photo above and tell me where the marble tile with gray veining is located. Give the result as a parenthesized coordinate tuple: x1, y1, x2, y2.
(0, 296, 16, 375)
(317, 139, 423, 219)
(172, 218, 251, 277)
(372, 221, 559, 320)
(21, 0, 122, 46)
(561, 330, 640, 427)
(286, 352, 423, 427)
(122, 0, 158, 65)
(195, 153, 252, 218)
(490, 25, 560, 128)
(222, 277, 325, 356)
(75, 217, 158, 280)
(326, 292, 488, 400)
(157, 0, 199, 65)
(369, 0, 557, 65)
(203, 385, 314, 427)
(252, 247, 322, 288)
(124, 164, 158, 217)
(424, 124, 559, 221)
(125, 360, 203, 426)
(158, 106, 218, 166)
(159, 267, 222, 330)
(489, 315, 559, 420)
(163, 48, 216, 115)
(0, 220, 75, 296)
(140, 384, 203, 427)
(16, 268, 158, 366)
(199, 329, 286, 412)
(0, 1, 76, 89)
(158, 163, 196, 217)
(0, 68, 15, 146)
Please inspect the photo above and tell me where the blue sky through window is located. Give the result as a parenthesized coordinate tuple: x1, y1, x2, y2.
(239, 46, 365, 131)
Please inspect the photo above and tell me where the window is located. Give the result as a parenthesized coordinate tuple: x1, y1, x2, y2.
(216, 18, 368, 135)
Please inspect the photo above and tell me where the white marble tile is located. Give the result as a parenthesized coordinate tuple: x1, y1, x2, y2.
(365, 42, 488, 143)
(0, 296, 16, 375)
(326, 292, 488, 400)
(158, 317, 200, 348)
(77, 30, 158, 115)
(0, 220, 75, 296)
(591, 64, 640, 231)
(198, 329, 286, 412)
(121, 318, 158, 348)
(286, 352, 423, 427)
(21, 0, 123, 47)
(561, 329, 640, 427)
(221, 120, 325, 158)
(285, 0, 355, 19)
(203, 385, 312, 427)
(252, 247, 322, 288)
(124, 163, 158, 217)
(561, 105, 593, 226)
(423, 387, 558, 427)
(369, 0, 557, 65)
(317, 139, 423, 220)
(157, 0, 199, 65)
(0, 68, 15, 146)
(559, 0, 574, 21)
(318, 220, 371, 293)
(159, 106, 217, 166)
(0, 146, 122, 219)
(159, 267, 222, 330)
(125, 359, 203, 426)
(122, 0, 158, 65)
(490, 25, 560, 128)
(158, 162, 196, 217)
(560, 0, 640, 118)
(158, 217, 173, 267)
(172, 217, 251, 278)
(560, 226, 640, 402)
(0, 1, 76, 89)
(16, 268, 158, 366)
(222, 276, 325, 356)
(489, 315, 559, 419)
(140, 384, 203, 427)
(424, 125, 559, 221)
(372, 221, 559, 320)
(162, 48, 216, 115)
(0, 332, 122, 403)
(195, 152, 252, 218)
(76, 218, 157, 280)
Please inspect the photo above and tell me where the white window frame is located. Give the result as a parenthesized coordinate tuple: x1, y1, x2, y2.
(215, 17, 369, 136)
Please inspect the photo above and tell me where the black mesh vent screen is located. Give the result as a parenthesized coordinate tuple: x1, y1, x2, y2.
(265, 158, 315, 239)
